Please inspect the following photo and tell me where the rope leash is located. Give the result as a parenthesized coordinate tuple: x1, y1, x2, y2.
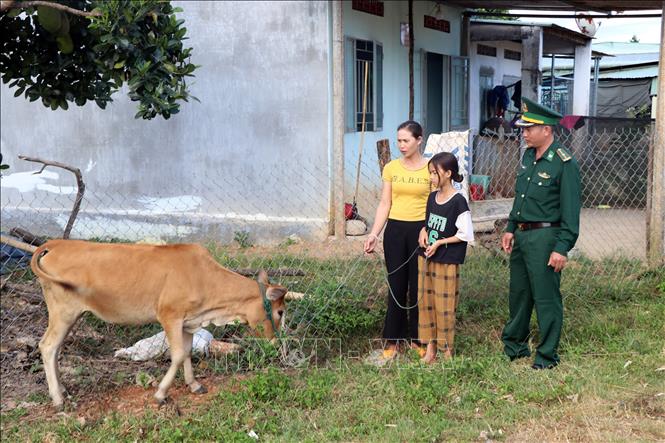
(373, 244, 428, 310)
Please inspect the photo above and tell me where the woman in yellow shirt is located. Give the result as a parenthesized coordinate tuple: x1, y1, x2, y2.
(364, 121, 431, 359)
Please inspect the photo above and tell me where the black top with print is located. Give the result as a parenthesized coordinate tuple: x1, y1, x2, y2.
(421, 192, 469, 264)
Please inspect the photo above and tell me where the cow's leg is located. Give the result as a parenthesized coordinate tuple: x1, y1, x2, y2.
(182, 331, 206, 394)
(39, 305, 80, 410)
(154, 319, 187, 404)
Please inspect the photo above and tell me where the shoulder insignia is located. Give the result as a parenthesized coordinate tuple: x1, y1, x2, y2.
(556, 148, 572, 162)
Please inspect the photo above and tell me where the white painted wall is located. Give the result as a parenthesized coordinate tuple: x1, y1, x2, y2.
(0, 1, 464, 242)
(572, 40, 592, 116)
(468, 41, 523, 133)
(342, 1, 463, 218)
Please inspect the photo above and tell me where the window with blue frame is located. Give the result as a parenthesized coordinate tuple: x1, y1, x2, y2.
(344, 37, 383, 132)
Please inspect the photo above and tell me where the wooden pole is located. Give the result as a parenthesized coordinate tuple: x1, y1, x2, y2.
(0, 234, 37, 253)
(647, 2, 665, 266)
(376, 139, 391, 174)
(408, 0, 414, 120)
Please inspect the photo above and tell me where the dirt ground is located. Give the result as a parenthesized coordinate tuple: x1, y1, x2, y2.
(5, 371, 248, 426)
(0, 279, 172, 411)
(252, 208, 647, 261)
(576, 208, 646, 260)
(508, 394, 665, 442)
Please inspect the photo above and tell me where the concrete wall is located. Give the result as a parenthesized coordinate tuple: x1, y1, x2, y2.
(342, 1, 463, 220)
(1, 1, 331, 243)
(468, 41, 523, 133)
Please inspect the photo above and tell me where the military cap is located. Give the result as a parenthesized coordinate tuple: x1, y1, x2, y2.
(515, 97, 563, 127)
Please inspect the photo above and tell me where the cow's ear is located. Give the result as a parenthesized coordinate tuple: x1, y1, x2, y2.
(266, 286, 287, 301)
(258, 270, 269, 286)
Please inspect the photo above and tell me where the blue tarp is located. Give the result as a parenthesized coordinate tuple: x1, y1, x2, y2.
(0, 233, 33, 275)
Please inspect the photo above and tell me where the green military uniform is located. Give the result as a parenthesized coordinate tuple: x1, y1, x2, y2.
(501, 98, 581, 368)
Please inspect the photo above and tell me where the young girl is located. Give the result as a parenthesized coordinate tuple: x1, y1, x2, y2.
(364, 121, 430, 361)
(417, 152, 474, 363)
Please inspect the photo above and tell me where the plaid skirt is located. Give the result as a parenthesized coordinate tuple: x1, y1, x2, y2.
(417, 256, 460, 352)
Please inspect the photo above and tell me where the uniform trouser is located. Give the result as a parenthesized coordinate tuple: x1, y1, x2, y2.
(417, 257, 459, 353)
(382, 219, 422, 344)
(501, 227, 563, 366)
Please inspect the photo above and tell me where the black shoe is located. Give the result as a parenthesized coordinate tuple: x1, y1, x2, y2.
(531, 362, 557, 370)
(509, 355, 529, 362)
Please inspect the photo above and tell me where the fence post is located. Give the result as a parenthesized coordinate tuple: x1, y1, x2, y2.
(332, 0, 345, 239)
(376, 139, 391, 174)
(647, 4, 665, 266)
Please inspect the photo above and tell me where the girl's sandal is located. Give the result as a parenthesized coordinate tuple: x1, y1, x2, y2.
(407, 343, 427, 358)
(420, 354, 437, 364)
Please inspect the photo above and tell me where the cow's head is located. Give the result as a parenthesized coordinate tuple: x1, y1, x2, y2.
(253, 270, 287, 339)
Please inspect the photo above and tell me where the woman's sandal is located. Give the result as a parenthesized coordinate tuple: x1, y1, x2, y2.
(421, 354, 437, 364)
(414, 347, 427, 358)
(406, 343, 427, 358)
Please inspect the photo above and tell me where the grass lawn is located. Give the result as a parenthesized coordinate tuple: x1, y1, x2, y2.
(1, 252, 663, 441)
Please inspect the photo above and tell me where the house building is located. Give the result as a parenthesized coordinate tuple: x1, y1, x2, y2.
(468, 19, 595, 134)
(544, 42, 659, 118)
(0, 1, 467, 243)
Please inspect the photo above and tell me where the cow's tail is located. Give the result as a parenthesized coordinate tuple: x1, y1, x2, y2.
(30, 243, 78, 292)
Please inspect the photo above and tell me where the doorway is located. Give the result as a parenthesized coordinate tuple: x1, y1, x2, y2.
(424, 51, 450, 141)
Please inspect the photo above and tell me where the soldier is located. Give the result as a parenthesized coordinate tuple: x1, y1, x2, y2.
(501, 97, 581, 370)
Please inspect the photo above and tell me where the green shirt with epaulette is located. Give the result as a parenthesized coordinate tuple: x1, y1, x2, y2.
(506, 140, 581, 256)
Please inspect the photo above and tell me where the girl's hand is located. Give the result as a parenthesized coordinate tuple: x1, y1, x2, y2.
(364, 234, 378, 254)
(424, 240, 441, 258)
(418, 229, 428, 248)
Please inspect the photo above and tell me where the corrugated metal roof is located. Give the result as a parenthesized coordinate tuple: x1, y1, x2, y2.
(597, 65, 659, 79)
(551, 63, 658, 79)
(471, 18, 589, 32)
(551, 52, 659, 70)
(591, 42, 661, 55)
(445, 1, 664, 12)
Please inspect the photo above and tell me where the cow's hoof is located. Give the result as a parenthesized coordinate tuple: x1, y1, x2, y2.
(155, 397, 170, 407)
(192, 385, 207, 395)
(52, 403, 65, 413)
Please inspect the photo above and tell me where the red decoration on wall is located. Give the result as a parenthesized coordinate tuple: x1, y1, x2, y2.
(424, 15, 450, 33)
(352, 0, 384, 17)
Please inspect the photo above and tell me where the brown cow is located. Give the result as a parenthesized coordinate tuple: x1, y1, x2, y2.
(30, 239, 287, 409)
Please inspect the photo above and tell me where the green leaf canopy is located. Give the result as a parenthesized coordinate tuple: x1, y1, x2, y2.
(0, 0, 199, 119)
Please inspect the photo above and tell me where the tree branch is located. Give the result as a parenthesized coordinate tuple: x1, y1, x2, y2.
(18, 154, 86, 239)
(2, 0, 101, 17)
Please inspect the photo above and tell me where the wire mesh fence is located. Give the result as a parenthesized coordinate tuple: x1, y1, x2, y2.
(0, 120, 661, 406)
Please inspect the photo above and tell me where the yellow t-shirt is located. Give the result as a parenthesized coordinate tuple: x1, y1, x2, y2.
(382, 159, 431, 221)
